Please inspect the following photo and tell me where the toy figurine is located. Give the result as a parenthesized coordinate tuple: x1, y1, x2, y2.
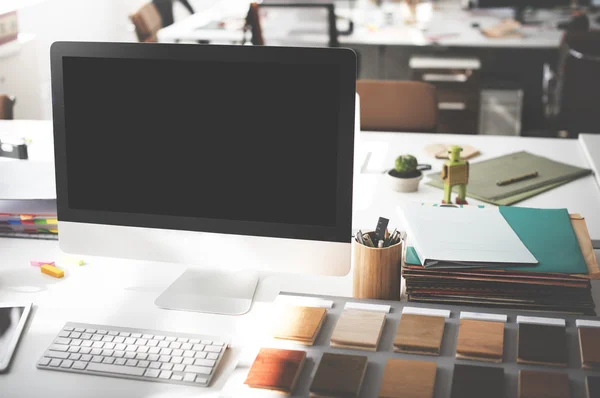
(441, 145, 469, 204)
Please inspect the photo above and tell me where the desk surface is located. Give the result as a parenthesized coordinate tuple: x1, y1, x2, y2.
(157, 1, 584, 48)
(1, 120, 600, 397)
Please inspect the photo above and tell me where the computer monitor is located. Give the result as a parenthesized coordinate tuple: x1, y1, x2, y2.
(50, 42, 357, 315)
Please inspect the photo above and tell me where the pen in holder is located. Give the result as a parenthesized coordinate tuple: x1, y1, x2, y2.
(352, 230, 403, 301)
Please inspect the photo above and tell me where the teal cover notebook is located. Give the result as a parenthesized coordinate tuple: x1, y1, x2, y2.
(405, 207, 588, 274)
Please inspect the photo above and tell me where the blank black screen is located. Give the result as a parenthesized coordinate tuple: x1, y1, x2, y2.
(62, 56, 340, 227)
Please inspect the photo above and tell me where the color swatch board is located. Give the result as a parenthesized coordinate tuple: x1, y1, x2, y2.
(219, 292, 600, 398)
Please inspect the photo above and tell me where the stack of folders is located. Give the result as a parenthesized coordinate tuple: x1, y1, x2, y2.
(399, 204, 597, 315)
(0, 199, 58, 239)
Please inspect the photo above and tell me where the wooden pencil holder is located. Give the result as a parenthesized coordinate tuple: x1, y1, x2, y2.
(352, 231, 402, 301)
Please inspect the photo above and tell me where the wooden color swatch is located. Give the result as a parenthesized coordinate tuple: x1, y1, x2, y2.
(330, 309, 386, 351)
(450, 364, 504, 398)
(244, 348, 306, 395)
(518, 369, 570, 398)
(586, 375, 600, 398)
(378, 358, 437, 398)
(393, 314, 445, 355)
(579, 326, 600, 369)
(456, 319, 504, 363)
(309, 352, 368, 398)
(272, 305, 327, 346)
(517, 323, 568, 367)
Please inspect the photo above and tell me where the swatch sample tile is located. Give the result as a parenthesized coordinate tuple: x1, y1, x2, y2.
(244, 348, 307, 394)
(272, 305, 327, 345)
(517, 323, 568, 366)
(330, 309, 386, 351)
(518, 369, 570, 398)
(450, 364, 504, 398)
(378, 358, 437, 398)
(579, 326, 600, 369)
(456, 319, 505, 363)
(309, 352, 368, 398)
(586, 375, 600, 398)
(393, 314, 445, 355)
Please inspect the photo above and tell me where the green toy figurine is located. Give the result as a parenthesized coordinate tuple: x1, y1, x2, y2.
(441, 145, 469, 204)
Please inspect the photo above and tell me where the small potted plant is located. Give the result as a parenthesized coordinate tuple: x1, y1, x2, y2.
(387, 154, 423, 192)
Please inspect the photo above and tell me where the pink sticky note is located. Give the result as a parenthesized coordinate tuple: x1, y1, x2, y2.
(31, 261, 55, 267)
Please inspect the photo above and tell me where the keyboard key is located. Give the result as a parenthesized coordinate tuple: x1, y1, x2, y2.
(113, 337, 125, 344)
(159, 370, 172, 379)
(46, 351, 70, 360)
(131, 333, 142, 338)
(194, 359, 216, 367)
(172, 349, 184, 357)
(148, 354, 159, 361)
(74, 328, 85, 333)
(49, 359, 62, 367)
(102, 350, 114, 357)
(125, 352, 136, 359)
(92, 342, 104, 349)
(71, 339, 82, 346)
(58, 331, 71, 338)
(104, 343, 115, 350)
(119, 332, 131, 337)
(90, 349, 102, 356)
(195, 352, 207, 359)
(81, 333, 92, 340)
(103, 357, 115, 364)
(160, 348, 172, 356)
(204, 346, 221, 353)
(147, 340, 159, 347)
(137, 346, 149, 354)
(68, 346, 80, 353)
(69, 354, 82, 361)
(145, 369, 160, 378)
(124, 337, 136, 345)
(137, 360, 150, 368)
(113, 351, 125, 358)
(181, 343, 193, 350)
(81, 341, 93, 348)
(80, 355, 92, 362)
(38, 357, 51, 366)
(97, 330, 108, 335)
(183, 358, 194, 365)
(136, 353, 148, 360)
(196, 377, 208, 384)
(189, 339, 200, 344)
(102, 336, 114, 343)
(206, 353, 219, 360)
(173, 364, 185, 372)
(50, 344, 69, 352)
(142, 334, 153, 339)
(193, 344, 205, 351)
(185, 365, 212, 375)
(149, 362, 161, 369)
(148, 347, 160, 355)
(86, 329, 97, 334)
(172, 374, 184, 381)
(69, 332, 82, 339)
(201, 340, 212, 345)
(114, 358, 126, 366)
(176, 337, 188, 343)
(87, 362, 145, 377)
(136, 339, 148, 346)
(108, 331, 119, 336)
(161, 363, 173, 371)
(171, 357, 183, 364)
(91, 335, 103, 342)
(114, 344, 126, 351)
(125, 345, 137, 352)
(159, 355, 171, 363)
(72, 361, 87, 370)
(158, 341, 170, 348)
(184, 373, 196, 382)
(183, 350, 195, 358)
(64, 327, 74, 332)
(154, 335, 166, 341)
(91, 356, 103, 363)
(61, 360, 74, 368)
(165, 337, 176, 342)
(126, 359, 138, 367)
(80, 347, 92, 354)
(212, 341, 224, 347)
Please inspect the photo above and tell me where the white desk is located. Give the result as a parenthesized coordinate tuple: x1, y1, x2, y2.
(1, 120, 600, 397)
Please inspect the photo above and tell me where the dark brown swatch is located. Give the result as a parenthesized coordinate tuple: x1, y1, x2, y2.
(456, 319, 504, 363)
(518, 369, 570, 398)
(244, 348, 306, 394)
(393, 314, 446, 355)
(450, 364, 504, 398)
(378, 358, 437, 398)
(579, 327, 600, 369)
(310, 352, 368, 398)
(517, 323, 568, 367)
(586, 375, 600, 398)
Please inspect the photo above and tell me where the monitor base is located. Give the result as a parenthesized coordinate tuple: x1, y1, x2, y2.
(154, 268, 259, 315)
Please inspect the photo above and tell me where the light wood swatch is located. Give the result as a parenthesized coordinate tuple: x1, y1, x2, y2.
(378, 358, 437, 398)
(393, 314, 446, 355)
(272, 306, 327, 346)
(244, 348, 306, 395)
(518, 369, 570, 398)
(456, 319, 505, 363)
(330, 309, 386, 351)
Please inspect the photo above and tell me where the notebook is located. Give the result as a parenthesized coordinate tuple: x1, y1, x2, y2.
(399, 204, 537, 268)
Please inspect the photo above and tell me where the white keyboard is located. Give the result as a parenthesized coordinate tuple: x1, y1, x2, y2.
(37, 322, 229, 387)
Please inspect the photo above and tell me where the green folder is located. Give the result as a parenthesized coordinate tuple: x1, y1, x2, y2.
(405, 206, 588, 274)
(426, 151, 591, 206)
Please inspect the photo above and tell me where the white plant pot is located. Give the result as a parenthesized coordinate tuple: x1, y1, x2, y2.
(387, 170, 423, 192)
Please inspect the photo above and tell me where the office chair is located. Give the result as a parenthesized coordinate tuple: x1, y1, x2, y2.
(356, 80, 438, 132)
(243, 2, 353, 48)
(544, 30, 600, 137)
(0, 95, 16, 120)
(130, 2, 163, 42)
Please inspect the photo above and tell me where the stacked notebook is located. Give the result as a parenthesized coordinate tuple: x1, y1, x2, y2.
(0, 199, 58, 239)
(400, 204, 597, 315)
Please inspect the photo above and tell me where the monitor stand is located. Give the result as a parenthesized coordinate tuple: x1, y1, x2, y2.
(154, 268, 259, 315)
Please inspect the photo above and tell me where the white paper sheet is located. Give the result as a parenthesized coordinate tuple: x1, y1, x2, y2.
(398, 203, 537, 267)
(0, 161, 56, 200)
